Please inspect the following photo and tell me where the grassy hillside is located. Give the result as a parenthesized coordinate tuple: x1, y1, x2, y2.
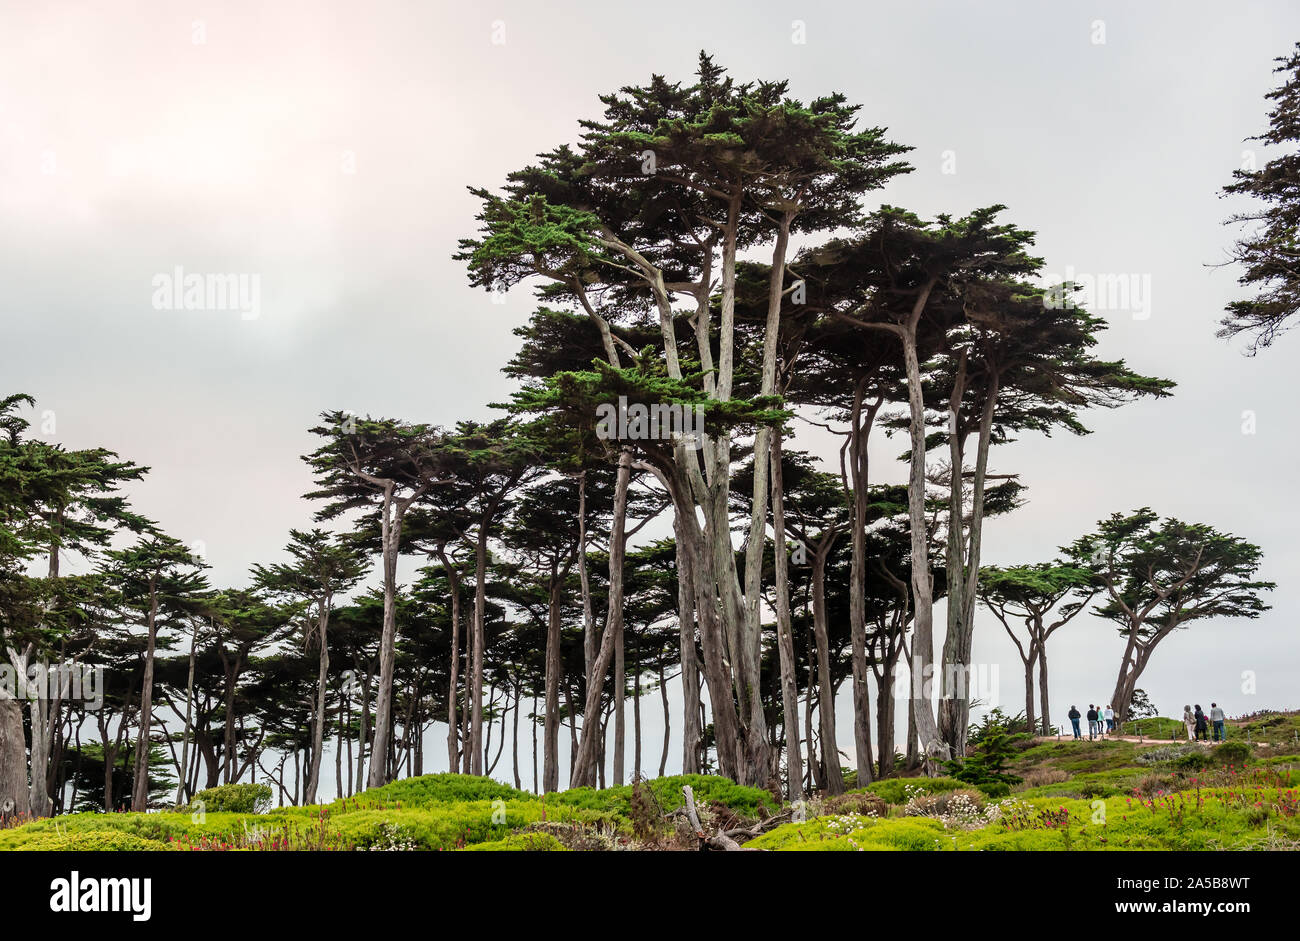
(4, 713, 1298, 852)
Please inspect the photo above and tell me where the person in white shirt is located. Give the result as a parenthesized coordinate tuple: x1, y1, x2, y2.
(1210, 702, 1226, 742)
(1104, 704, 1115, 734)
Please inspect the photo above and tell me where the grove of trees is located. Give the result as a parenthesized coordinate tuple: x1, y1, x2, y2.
(0, 51, 1282, 818)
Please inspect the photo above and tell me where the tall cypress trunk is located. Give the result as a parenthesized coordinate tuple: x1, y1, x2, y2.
(368, 483, 404, 788)
(769, 430, 804, 800)
(304, 601, 331, 804)
(438, 546, 462, 774)
(811, 539, 844, 794)
(658, 661, 671, 778)
(578, 472, 595, 683)
(632, 641, 641, 781)
(1038, 637, 1052, 735)
(939, 367, 998, 758)
(846, 386, 876, 785)
(131, 580, 160, 810)
(898, 290, 947, 773)
(469, 521, 489, 775)
(542, 577, 562, 792)
(355, 670, 371, 790)
(1024, 647, 1037, 736)
(0, 694, 29, 820)
(571, 448, 631, 787)
(511, 684, 521, 790)
(175, 619, 199, 806)
(613, 594, 625, 786)
(672, 507, 701, 774)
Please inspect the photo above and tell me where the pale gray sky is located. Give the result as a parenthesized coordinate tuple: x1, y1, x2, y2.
(4, 1, 1298, 792)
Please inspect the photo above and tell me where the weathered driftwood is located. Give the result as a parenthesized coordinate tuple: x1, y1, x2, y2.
(681, 785, 771, 851)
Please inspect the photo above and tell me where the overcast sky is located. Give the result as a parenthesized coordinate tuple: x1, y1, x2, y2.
(4, 1, 1298, 792)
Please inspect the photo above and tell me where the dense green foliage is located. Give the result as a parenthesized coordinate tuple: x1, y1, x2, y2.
(188, 783, 273, 814)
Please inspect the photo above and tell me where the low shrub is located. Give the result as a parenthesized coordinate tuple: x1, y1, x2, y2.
(187, 782, 272, 814)
(1213, 741, 1252, 766)
(1018, 768, 1069, 789)
(822, 792, 888, 818)
(1136, 744, 1203, 767)
(463, 832, 569, 852)
(865, 777, 964, 805)
(15, 830, 170, 852)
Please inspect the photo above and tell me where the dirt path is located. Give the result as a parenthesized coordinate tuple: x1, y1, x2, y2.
(1034, 734, 1212, 747)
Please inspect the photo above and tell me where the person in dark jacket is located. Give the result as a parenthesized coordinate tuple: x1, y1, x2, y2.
(1194, 705, 1209, 741)
(1086, 705, 1099, 740)
(1068, 705, 1082, 739)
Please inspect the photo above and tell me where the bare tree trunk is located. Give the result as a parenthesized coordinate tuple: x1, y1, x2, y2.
(811, 542, 845, 794)
(511, 684, 521, 790)
(175, 619, 200, 805)
(543, 578, 562, 792)
(1024, 648, 1037, 736)
(613, 599, 625, 787)
(438, 546, 462, 774)
(470, 522, 489, 776)
(769, 430, 804, 801)
(875, 659, 896, 778)
(846, 390, 876, 786)
(658, 662, 670, 778)
(1038, 639, 1052, 735)
(355, 671, 371, 790)
(368, 483, 403, 788)
(132, 584, 160, 810)
(673, 509, 701, 775)
(900, 306, 947, 773)
(304, 604, 330, 804)
(0, 694, 29, 820)
(335, 699, 344, 798)
(578, 471, 595, 683)
(571, 448, 631, 787)
(805, 625, 824, 791)
(632, 641, 641, 781)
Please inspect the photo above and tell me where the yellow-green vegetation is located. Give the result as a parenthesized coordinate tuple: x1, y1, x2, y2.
(752, 738, 1300, 851)
(0, 773, 771, 851)
(4, 724, 1298, 851)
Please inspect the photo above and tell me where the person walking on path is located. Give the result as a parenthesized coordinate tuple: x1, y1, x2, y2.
(1194, 705, 1209, 742)
(1210, 702, 1226, 742)
(1068, 705, 1082, 740)
(1104, 704, 1115, 734)
(1086, 705, 1099, 741)
(1183, 705, 1196, 741)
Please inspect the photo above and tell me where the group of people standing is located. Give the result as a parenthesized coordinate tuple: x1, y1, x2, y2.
(1063, 702, 1229, 742)
(1066, 704, 1115, 740)
(1183, 703, 1227, 742)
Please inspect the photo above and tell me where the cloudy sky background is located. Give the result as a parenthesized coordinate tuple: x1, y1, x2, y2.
(4, 1, 1298, 793)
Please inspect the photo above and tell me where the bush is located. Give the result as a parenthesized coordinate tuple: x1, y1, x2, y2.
(463, 833, 569, 852)
(968, 708, 1033, 745)
(865, 777, 964, 805)
(1018, 768, 1070, 789)
(823, 792, 888, 818)
(1214, 742, 1252, 766)
(187, 783, 272, 814)
(905, 788, 985, 818)
(15, 830, 170, 852)
(1137, 744, 1202, 767)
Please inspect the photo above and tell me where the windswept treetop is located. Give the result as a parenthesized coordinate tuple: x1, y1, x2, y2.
(1221, 41, 1300, 352)
(1066, 508, 1274, 636)
(456, 52, 911, 306)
